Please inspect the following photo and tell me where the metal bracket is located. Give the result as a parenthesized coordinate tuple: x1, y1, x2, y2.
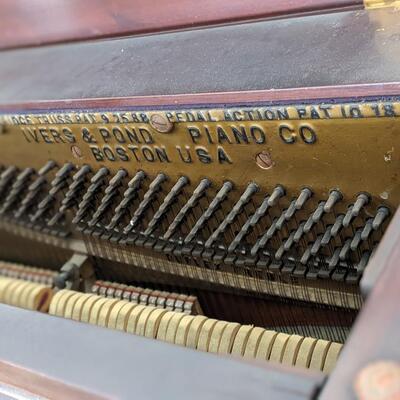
(54, 253, 95, 291)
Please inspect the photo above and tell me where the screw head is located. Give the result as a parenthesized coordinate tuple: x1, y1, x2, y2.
(256, 151, 274, 170)
(149, 113, 174, 133)
(71, 145, 83, 159)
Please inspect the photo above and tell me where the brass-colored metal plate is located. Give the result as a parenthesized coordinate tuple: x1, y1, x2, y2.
(1, 101, 399, 210)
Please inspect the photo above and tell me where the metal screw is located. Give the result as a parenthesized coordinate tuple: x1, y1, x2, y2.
(256, 151, 274, 170)
(149, 113, 174, 133)
(71, 145, 83, 159)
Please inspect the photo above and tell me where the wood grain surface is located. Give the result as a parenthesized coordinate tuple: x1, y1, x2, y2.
(0, 0, 363, 50)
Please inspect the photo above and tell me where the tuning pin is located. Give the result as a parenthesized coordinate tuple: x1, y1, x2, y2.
(184, 181, 233, 244)
(38, 160, 56, 175)
(31, 163, 74, 223)
(304, 202, 325, 233)
(72, 167, 109, 224)
(124, 173, 167, 233)
(163, 178, 210, 241)
(343, 193, 370, 227)
(250, 217, 278, 256)
(106, 170, 146, 231)
(60, 165, 91, 207)
(283, 230, 296, 251)
(144, 176, 189, 236)
(227, 195, 270, 253)
(350, 229, 363, 251)
(283, 200, 297, 221)
(0, 166, 17, 196)
(275, 236, 290, 260)
(329, 248, 341, 268)
(275, 208, 289, 230)
(88, 169, 128, 228)
(293, 221, 306, 243)
(51, 163, 74, 186)
(356, 251, 371, 275)
(323, 190, 342, 213)
(104, 169, 127, 194)
(331, 214, 345, 237)
(300, 246, 312, 265)
(295, 188, 312, 210)
(361, 219, 373, 241)
(353, 193, 370, 216)
(310, 235, 323, 255)
(372, 206, 390, 230)
(320, 225, 333, 246)
(267, 185, 285, 206)
(90, 167, 109, 184)
(0, 168, 34, 214)
(339, 238, 352, 261)
(276, 231, 297, 260)
(14, 161, 56, 218)
(205, 182, 257, 248)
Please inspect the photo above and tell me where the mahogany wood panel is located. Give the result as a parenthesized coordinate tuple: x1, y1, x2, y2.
(0, 0, 363, 50)
(0, 83, 399, 113)
(1, 9, 399, 105)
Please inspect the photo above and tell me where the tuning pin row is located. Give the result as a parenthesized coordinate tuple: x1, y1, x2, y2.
(30, 163, 74, 223)
(14, 161, 56, 219)
(48, 165, 92, 226)
(205, 182, 258, 249)
(343, 193, 370, 228)
(124, 173, 167, 234)
(0, 162, 389, 284)
(163, 178, 211, 241)
(88, 169, 128, 229)
(250, 188, 311, 257)
(0, 166, 18, 199)
(144, 176, 189, 236)
(106, 171, 146, 231)
(227, 186, 284, 253)
(0, 168, 34, 215)
(72, 167, 109, 225)
(184, 181, 233, 244)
